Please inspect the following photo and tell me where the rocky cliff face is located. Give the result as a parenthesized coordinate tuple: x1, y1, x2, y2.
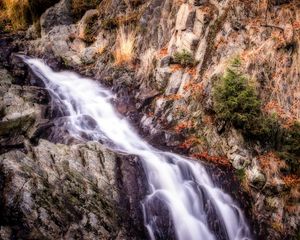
(0, 56, 147, 239)
(0, 0, 299, 239)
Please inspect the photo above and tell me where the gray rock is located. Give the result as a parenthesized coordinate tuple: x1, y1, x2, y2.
(81, 46, 98, 64)
(25, 24, 40, 40)
(40, 0, 73, 36)
(155, 67, 172, 90)
(227, 143, 251, 170)
(247, 166, 266, 190)
(165, 70, 183, 95)
(0, 69, 147, 239)
(0, 69, 45, 150)
(0, 141, 119, 239)
(160, 56, 172, 67)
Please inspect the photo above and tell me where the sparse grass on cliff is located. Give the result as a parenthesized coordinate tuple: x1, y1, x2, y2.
(114, 27, 135, 65)
(173, 49, 196, 67)
(1, 0, 30, 30)
(1, 0, 58, 30)
(137, 48, 156, 79)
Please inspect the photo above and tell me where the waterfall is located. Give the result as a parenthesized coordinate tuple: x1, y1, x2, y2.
(24, 57, 252, 240)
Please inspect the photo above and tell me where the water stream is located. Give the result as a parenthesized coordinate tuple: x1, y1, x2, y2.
(24, 57, 252, 240)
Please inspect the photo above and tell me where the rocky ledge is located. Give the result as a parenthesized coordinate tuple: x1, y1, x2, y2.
(0, 65, 147, 239)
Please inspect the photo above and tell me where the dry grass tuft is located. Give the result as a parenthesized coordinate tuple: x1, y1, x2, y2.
(95, 40, 107, 55)
(2, 0, 30, 29)
(1, 0, 58, 30)
(114, 26, 135, 65)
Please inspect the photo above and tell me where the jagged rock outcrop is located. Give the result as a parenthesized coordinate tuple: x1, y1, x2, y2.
(1, 142, 116, 239)
(0, 66, 147, 239)
(40, 0, 72, 36)
(0, 139, 147, 239)
(0, 67, 47, 152)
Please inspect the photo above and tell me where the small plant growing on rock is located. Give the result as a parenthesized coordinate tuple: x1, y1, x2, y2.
(173, 49, 196, 67)
(236, 168, 246, 181)
(277, 122, 300, 175)
(213, 58, 281, 141)
(114, 26, 135, 65)
(213, 59, 261, 131)
(1, 0, 58, 30)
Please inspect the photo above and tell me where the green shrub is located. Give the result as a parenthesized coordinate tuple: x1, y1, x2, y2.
(213, 60, 260, 130)
(277, 122, 300, 175)
(173, 49, 196, 67)
(214, 58, 299, 174)
(213, 59, 282, 142)
(236, 168, 246, 181)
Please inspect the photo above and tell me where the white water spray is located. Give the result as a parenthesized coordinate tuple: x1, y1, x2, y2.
(25, 58, 252, 240)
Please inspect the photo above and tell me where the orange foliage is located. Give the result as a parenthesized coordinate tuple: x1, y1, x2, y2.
(203, 115, 214, 125)
(214, 36, 228, 49)
(158, 47, 168, 57)
(147, 111, 154, 117)
(170, 64, 183, 72)
(282, 175, 300, 187)
(187, 67, 197, 77)
(183, 81, 204, 92)
(174, 120, 194, 133)
(264, 101, 286, 116)
(163, 94, 182, 101)
(179, 136, 200, 149)
(156, 94, 182, 103)
(258, 152, 286, 177)
(292, 21, 300, 30)
(192, 152, 230, 167)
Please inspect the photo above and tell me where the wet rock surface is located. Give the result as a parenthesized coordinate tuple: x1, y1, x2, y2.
(0, 141, 147, 239)
(0, 57, 148, 239)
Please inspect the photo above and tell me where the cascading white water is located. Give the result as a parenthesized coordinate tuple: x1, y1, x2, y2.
(24, 57, 253, 240)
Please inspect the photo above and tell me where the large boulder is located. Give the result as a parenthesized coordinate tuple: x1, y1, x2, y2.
(0, 68, 48, 151)
(40, 0, 73, 36)
(0, 140, 135, 239)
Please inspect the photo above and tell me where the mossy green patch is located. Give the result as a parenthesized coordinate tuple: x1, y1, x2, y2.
(173, 49, 196, 67)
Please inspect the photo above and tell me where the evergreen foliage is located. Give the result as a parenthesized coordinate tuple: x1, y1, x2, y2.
(213, 59, 262, 137)
(173, 49, 195, 67)
(278, 122, 300, 175)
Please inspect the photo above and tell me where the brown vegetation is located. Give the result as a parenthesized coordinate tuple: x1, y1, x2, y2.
(191, 152, 231, 167)
(114, 27, 135, 65)
(0, 0, 58, 30)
